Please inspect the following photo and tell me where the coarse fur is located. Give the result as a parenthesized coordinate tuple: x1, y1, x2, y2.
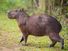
(8, 8, 64, 49)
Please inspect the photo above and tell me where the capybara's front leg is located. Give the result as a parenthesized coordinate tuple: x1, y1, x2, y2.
(19, 35, 28, 46)
(20, 36, 24, 43)
(23, 35, 28, 46)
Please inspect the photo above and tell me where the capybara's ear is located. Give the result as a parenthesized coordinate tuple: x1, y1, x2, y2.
(20, 8, 24, 12)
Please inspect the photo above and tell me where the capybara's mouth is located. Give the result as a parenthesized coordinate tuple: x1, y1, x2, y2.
(8, 14, 15, 19)
(8, 17, 13, 19)
(8, 14, 12, 19)
(8, 15, 14, 19)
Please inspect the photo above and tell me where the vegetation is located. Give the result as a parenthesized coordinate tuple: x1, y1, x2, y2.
(0, 0, 68, 51)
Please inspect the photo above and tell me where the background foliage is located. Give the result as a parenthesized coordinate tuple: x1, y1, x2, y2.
(0, 0, 68, 51)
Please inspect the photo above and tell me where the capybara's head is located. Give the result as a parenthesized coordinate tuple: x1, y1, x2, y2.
(8, 8, 25, 19)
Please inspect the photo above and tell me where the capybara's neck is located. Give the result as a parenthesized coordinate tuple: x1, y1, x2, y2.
(16, 12, 29, 26)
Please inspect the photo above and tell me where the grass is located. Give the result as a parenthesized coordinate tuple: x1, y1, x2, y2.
(0, 13, 68, 51)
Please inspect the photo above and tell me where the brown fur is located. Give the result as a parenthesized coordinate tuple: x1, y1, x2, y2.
(8, 9, 64, 49)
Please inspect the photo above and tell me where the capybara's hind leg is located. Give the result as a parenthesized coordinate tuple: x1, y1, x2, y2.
(49, 33, 64, 49)
(60, 38, 64, 49)
(49, 37, 57, 47)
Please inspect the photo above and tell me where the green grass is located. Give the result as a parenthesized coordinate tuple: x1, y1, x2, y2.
(0, 13, 68, 51)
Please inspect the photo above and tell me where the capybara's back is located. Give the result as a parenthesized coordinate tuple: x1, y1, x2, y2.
(27, 14, 62, 36)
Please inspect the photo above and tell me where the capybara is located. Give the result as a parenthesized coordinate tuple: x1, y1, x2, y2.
(7, 8, 64, 49)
